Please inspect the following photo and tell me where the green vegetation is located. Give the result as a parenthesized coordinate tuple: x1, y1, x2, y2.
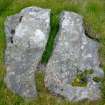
(71, 69, 93, 87)
(0, 0, 13, 15)
(41, 13, 59, 63)
(0, 0, 105, 105)
(93, 77, 102, 83)
(71, 77, 87, 87)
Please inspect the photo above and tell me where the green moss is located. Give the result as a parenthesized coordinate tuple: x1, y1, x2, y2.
(72, 77, 87, 87)
(72, 69, 94, 87)
(83, 69, 94, 75)
(93, 77, 102, 83)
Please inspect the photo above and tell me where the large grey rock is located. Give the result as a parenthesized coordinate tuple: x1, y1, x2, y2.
(45, 11, 104, 101)
(5, 7, 50, 99)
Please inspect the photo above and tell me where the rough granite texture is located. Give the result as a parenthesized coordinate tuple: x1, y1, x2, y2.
(4, 7, 50, 99)
(45, 11, 104, 101)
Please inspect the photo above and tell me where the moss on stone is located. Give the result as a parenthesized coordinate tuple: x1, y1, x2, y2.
(72, 69, 93, 87)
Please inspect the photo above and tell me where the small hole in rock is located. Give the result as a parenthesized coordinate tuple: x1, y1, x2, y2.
(11, 29, 15, 34)
(10, 36, 13, 43)
(19, 16, 23, 22)
(99, 63, 102, 67)
(61, 89, 63, 91)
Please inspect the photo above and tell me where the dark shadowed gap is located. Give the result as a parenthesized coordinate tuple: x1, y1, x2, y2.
(41, 12, 59, 63)
(83, 22, 100, 42)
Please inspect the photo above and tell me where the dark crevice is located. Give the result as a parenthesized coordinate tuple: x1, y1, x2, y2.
(11, 29, 15, 34)
(10, 36, 13, 44)
(83, 22, 100, 42)
(85, 29, 100, 42)
(10, 29, 15, 44)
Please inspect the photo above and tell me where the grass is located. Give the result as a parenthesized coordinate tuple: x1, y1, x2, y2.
(41, 13, 59, 63)
(0, 0, 13, 15)
(0, 0, 105, 105)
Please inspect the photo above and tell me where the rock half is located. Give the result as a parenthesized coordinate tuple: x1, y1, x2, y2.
(5, 7, 50, 99)
(45, 11, 104, 101)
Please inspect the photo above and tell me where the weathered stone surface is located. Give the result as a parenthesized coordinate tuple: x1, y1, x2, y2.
(45, 11, 104, 101)
(5, 7, 50, 99)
